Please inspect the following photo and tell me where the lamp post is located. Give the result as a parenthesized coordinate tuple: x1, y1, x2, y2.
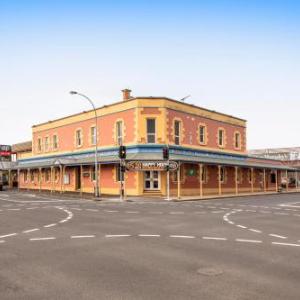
(70, 91, 100, 198)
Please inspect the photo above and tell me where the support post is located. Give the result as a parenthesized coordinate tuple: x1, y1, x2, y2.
(98, 163, 101, 197)
(39, 168, 42, 192)
(60, 165, 63, 193)
(8, 169, 12, 189)
(263, 169, 266, 192)
(251, 168, 254, 193)
(199, 163, 203, 199)
(17, 169, 20, 192)
(235, 166, 238, 195)
(286, 170, 289, 192)
(296, 171, 299, 190)
(80, 165, 83, 196)
(50, 167, 54, 193)
(62, 166, 66, 193)
(218, 165, 222, 196)
(275, 169, 278, 192)
(294, 170, 297, 191)
(177, 162, 181, 200)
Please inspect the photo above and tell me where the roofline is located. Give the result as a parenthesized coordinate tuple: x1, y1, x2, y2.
(32, 96, 246, 128)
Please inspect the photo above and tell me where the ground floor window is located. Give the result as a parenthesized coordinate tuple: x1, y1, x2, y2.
(270, 173, 276, 184)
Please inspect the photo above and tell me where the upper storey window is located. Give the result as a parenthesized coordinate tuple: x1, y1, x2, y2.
(90, 126, 96, 145)
(218, 129, 225, 147)
(174, 120, 181, 145)
(199, 125, 206, 145)
(234, 132, 241, 149)
(53, 134, 58, 150)
(44, 136, 49, 152)
(116, 121, 123, 145)
(146, 119, 156, 143)
(75, 129, 83, 147)
(37, 138, 42, 152)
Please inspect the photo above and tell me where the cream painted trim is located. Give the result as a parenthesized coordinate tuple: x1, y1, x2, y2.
(233, 130, 242, 150)
(74, 128, 83, 148)
(197, 122, 208, 146)
(217, 127, 227, 149)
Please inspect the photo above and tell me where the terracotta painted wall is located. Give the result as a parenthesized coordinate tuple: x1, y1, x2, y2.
(32, 109, 136, 156)
(167, 109, 246, 153)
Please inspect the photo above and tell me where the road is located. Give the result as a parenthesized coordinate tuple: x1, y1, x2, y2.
(0, 191, 300, 300)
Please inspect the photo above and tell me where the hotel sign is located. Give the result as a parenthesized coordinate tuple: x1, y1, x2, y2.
(126, 161, 179, 171)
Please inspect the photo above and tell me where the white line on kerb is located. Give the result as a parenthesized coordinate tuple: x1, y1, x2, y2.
(71, 235, 95, 239)
(30, 237, 56, 241)
(269, 234, 287, 239)
(44, 224, 57, 228)
(202, 237, 227, 241)
(105, 234, 131, 238)
(138, 234, 161, 237)
(169, 235, 195, 239)
(0, 233, 18, 238)
(23, 228, 40, 233)
(236, 239, 262, 243)
(272, 242, 300, 247)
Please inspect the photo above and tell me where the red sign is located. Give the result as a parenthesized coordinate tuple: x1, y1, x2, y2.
(0, 151, 11, 156)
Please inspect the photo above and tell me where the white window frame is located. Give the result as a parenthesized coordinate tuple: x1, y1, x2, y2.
(75, 129, 83, 147)
(90, 126, 97, 145)
(199, 125, 206, 144)
(53, 134, 58, 150)
(44, 136, 49, 152)
(174, 120, 181, 145)
(146, 118, 156, 144)
(116, 121, 123, 146)
(218, 129, 225, 147)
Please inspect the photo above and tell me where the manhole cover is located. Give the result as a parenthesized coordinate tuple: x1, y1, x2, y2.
(197, 267, 223, 276)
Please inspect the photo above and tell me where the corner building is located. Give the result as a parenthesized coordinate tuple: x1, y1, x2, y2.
(16, 89, 298, 198)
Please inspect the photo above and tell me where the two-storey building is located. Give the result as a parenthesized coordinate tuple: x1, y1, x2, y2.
(14, 89, 298, 198)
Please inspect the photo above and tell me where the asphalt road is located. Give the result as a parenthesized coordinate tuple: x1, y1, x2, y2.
(0, 191, 300, 300)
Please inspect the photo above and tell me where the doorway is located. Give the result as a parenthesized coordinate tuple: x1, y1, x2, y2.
(144, 171, 160, 190)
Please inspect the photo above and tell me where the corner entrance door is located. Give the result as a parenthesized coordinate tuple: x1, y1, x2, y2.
(144, 171, 160, 190)
(75, 167, 81, 190)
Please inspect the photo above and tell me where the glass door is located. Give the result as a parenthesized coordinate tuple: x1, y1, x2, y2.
(144, 171, 160, 190)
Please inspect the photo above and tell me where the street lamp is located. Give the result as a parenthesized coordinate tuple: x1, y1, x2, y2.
(69, 91, 100, 198)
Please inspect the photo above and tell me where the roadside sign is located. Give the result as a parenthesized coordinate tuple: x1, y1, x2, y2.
(126, 161, 178, 172)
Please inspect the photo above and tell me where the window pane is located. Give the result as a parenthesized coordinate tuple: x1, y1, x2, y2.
(147, 119, 155, 133)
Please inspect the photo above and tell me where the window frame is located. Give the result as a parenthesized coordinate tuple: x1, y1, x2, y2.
(44, 136, 49, 152)
(174, 120, 181, 145)
(37, 137, 42, 152)
(234, 131, 241, 150)
(90, 126, 97, 145)
(53, 134, 58, 150)
(218, 129, 225, 148)
(146, 118, 156, 144)
(199, 125, 206, 145)
(75, 129, 83, 147)
(116, 121, 123, 146)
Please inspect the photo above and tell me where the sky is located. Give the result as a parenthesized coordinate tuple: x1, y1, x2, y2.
(0, 0, 299, 149)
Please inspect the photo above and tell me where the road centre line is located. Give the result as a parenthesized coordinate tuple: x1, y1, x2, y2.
(236, 239, 262, 243)
(272, 242, 300, 247)
(23, 228, 40, 233)
(169, 235, 195, 239)
(105, 234, 131, 238)
(138, 234, 161, 237)
(71, 235, 95, 239)
(0, 233, 18, 238)
(202, 237, 227, 241)
(249, 229, 262, 233)
(269, 234, 287, 239)
(30, 237, 56, 241)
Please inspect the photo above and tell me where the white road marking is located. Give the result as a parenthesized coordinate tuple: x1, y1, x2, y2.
(0, 240, 5, 243)
(59, 220, 67, 223)
(86, 209, 98, 212)
(7, 208, 21, 211)
(237, 225, 247, 229)
(249, 229, 262, 233)
(43, 224, 57, 228)
(202, 237, 227, 241)
(138, 234, 161, 237)
(169, 212, 184, 214)
(71, 208, 82, 211)
(23, 228, 40, 233)
(0, 233, 18, 238)
(272, 242, 300, 247)
(125, 211, 139, 214)
(71, 235, 95, 239)
(26, 207, 39, 210)
(169, 235, 195, 239)
(30, 237, 56, 241)
(105, 234, 131, 238)
(104, 210, 118, 213)
(236, 239, 262, 243)
(269, 234, 287, 239)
